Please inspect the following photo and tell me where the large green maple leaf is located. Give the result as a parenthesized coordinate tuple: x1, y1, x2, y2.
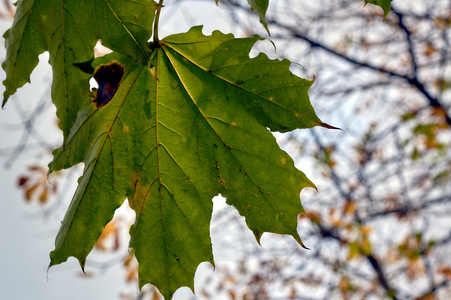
(48, 26, 329, 298)
(2, 0, 156, 140)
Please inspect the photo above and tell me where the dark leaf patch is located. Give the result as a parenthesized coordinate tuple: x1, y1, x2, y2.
(93, 62, 124, 108)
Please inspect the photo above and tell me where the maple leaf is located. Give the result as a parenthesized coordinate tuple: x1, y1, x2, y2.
(48, 26, 330, 298)
(2, 0, 156, 140)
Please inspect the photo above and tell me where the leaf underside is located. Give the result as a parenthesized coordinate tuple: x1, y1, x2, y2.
(47, 26, 323, 298)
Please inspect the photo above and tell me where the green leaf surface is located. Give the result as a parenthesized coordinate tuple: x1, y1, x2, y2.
(49, 26, 322, 298)
(365, 0, 392, 18)
(2, 0, 156, 139)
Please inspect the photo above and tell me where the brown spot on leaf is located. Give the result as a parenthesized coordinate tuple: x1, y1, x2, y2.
(93, 62, 124, 108)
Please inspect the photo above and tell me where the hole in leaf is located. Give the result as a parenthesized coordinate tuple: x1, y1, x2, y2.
(89, 77, 98, 90)
(94, 39, 113, 58)
(92, 62, 124, 108)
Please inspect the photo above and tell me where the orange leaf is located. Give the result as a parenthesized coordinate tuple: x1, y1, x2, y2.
(338, 276, 354, 297)
(39, 188, 49, 204)
(305, 210, 321, 224)
(359, 235, 372, 256)
(95, 220, 118, 250)
(343, 200, 357, 215)
(126, 267, 138, 282)
(415, 292, 435, 300)
(28, 164, 45, 172)
(25, 183, 40, 201)
(124, 253, 135, 267)
(52, 182, 58, 193)
(17, 176, 28, 186)
(437, 265, 451, 279)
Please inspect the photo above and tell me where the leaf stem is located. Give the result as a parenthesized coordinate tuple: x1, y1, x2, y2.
(153, 0, 165, 46)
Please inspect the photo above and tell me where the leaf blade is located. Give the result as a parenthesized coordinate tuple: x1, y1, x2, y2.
(49, 26, 322, 298)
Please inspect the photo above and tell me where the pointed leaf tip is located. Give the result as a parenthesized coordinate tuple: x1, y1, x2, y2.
(247, 0, 270, 34)
(294, 232, 310, 250)
(320, 122, 342, 131)
(300, 242, 310, 250)
(364, 0, 392, 19)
